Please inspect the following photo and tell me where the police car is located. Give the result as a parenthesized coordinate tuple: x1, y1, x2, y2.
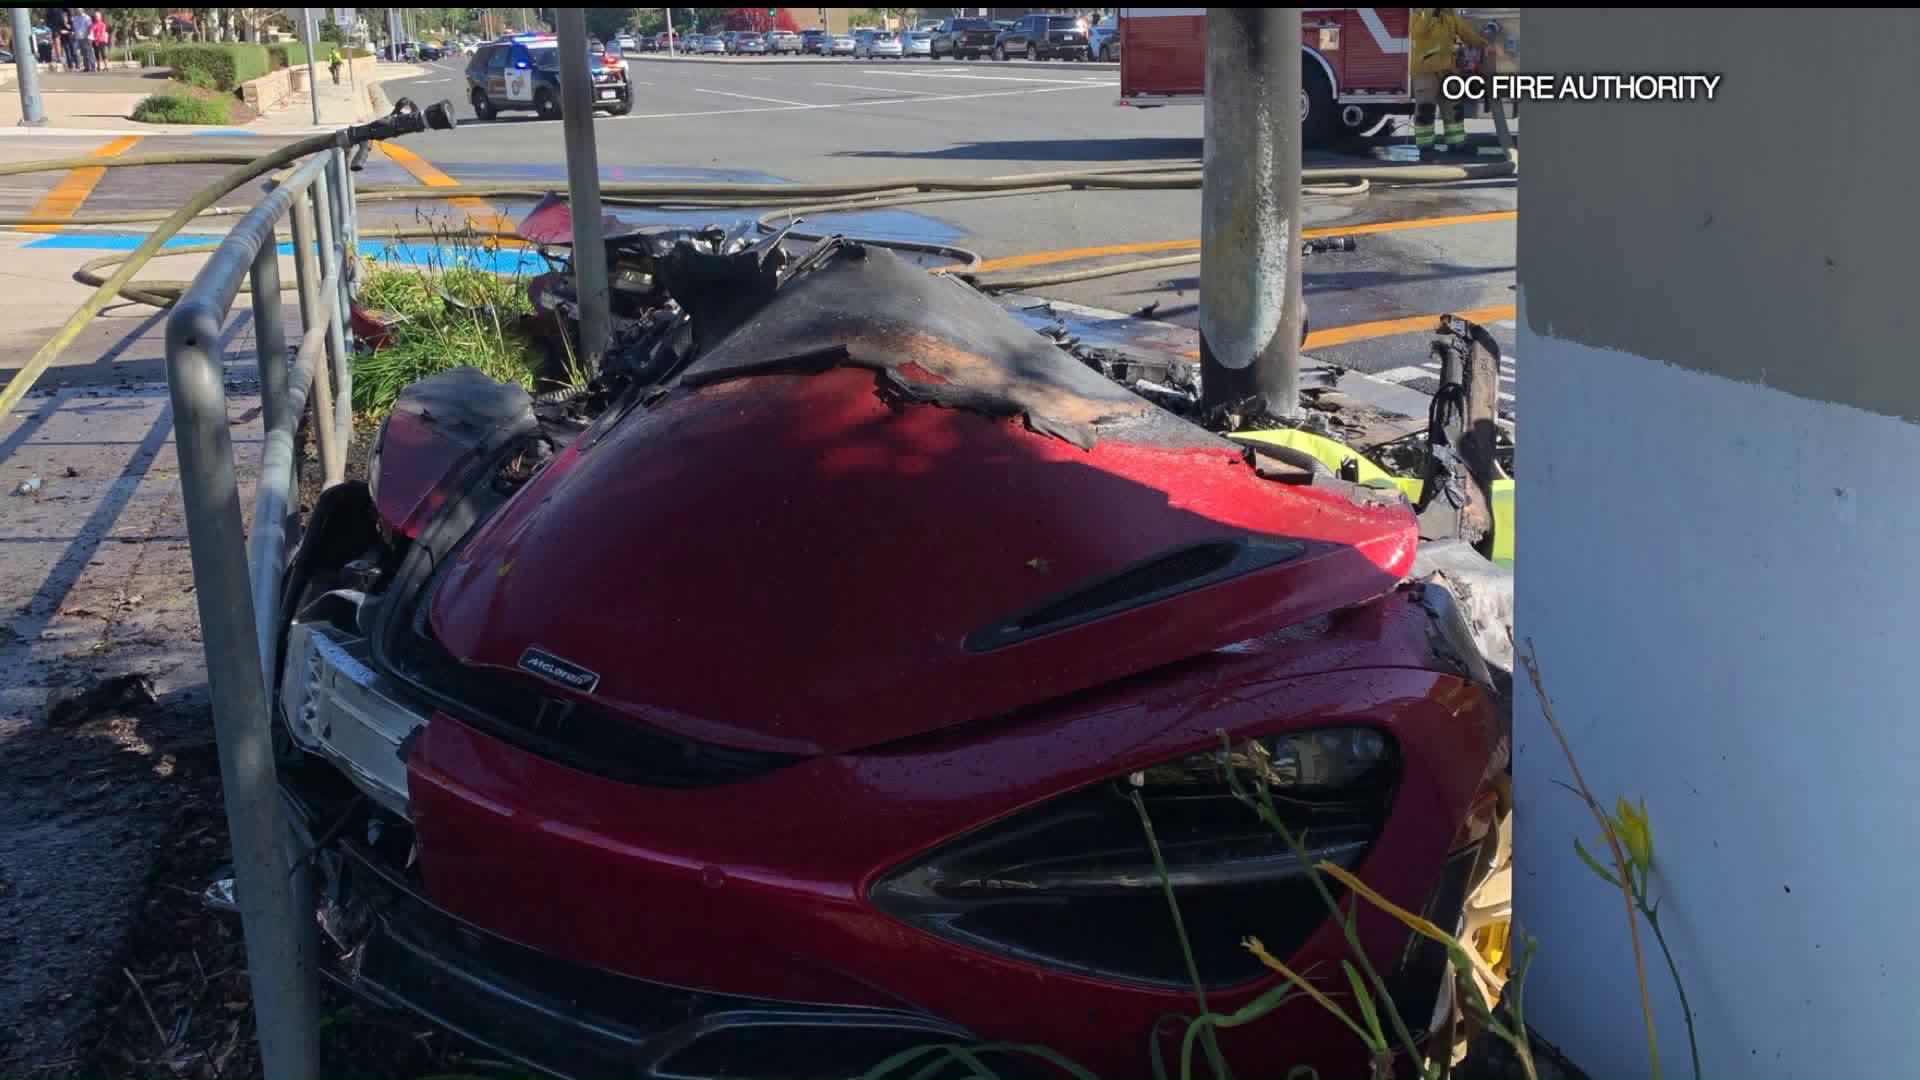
(465, 33, 633, 121)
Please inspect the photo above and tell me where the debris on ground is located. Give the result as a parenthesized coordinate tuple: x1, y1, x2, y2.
(13, 477, 42, 496)
(45, 673, 157, 729)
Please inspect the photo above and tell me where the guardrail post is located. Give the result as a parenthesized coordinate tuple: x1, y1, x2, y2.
(332, 147, 361, 298)
(289, 187, 342, 487)
(250, 242, 291, 439)
(164, 299, 322, 1080)
(313, 161, 354, 446)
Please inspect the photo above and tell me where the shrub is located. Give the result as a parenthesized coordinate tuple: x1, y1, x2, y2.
(155, 42, 271, 91)
(131, 92, 233, 125)
(266, 42, 309, 69)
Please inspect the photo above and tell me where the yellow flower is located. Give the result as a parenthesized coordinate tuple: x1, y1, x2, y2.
(1614, 797, 1653, 874)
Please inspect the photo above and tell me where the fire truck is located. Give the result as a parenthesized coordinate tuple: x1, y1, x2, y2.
(1118, 8, 1417, 146)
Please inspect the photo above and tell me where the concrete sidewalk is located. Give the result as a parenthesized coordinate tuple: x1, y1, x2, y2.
(0, 316, 270, 1071)
(0, 60, 430, 135)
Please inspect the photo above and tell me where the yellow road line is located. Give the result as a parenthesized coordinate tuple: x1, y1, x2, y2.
(960, 210, 1518, 275)
(375, 141, 520, 238)
(22, 135, 142, 234)
(1178, 303, 1519, 356)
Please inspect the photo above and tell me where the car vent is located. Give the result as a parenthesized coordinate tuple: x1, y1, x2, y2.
(965, 537, 1306, 652)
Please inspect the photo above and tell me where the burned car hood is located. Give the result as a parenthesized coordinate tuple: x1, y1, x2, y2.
(426, 245, 1417, 755)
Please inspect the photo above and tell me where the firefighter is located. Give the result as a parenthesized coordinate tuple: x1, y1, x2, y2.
(1411, 8, 1487, 158)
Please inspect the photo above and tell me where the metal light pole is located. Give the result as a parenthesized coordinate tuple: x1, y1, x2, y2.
(1197, 8, 1303, 420)
(556, 8, 610, 372)
(666, 7, 675, 54)
(10, 7, 46, 127)
(301, 8, 323, 126)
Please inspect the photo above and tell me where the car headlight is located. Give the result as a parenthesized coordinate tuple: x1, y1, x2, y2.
(870, 728, 1398, 987)
(1130, 727, 1392, 797)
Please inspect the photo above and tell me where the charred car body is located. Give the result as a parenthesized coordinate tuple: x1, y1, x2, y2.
(279, 202, 1511, 1079)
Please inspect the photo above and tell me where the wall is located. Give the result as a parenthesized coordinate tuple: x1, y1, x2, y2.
(1516, 10, 1920, 1079)
(241, 67, 293, 112)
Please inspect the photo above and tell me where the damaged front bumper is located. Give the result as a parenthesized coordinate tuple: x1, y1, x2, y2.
(285, 782, 972, 1080)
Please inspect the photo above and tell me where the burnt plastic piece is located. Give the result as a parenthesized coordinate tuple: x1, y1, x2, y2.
(674, 243, 1224, 453)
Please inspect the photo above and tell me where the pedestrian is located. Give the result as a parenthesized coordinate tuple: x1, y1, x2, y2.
(69, 8, 94, 72)
(1409, 7, 1487, 159)
(90, 11, 111, 71)
(45, 6, 71, 71)
(328, 45, 344, 85)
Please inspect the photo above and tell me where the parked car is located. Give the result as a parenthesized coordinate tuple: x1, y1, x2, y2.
(1089, 15, 1119, 62)
(698, 34, 727, 54)
(905, 31, 933, 58)
(930, 16, 996, 59)
(719, 30, 742, 53)
(854, 29, 903, 58)
(735, 32, 767, 55)
(993, 13, 1088, 61)
(766, 29, 802, 54)
(614, 33, 639, 53)
(466, 34, 632, 121)
(799, 28, 830, 53)
(651, 31, 678, 51)
(418, 42, 444, 61)
(820, 32, 855, 56)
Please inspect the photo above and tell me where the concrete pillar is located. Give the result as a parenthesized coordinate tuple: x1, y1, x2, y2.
(1516, 11, 1920, 1078)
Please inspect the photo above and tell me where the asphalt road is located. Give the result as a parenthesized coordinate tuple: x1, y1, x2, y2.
(34, 54, 1518, 416)
(374, 55, 1518, 414)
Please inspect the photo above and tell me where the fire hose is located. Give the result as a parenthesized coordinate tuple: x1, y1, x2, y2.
(0, 96, 1515, 418)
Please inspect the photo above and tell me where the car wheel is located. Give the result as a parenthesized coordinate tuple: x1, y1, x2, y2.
(535, 87, 560, 121)
(607, 98, 632, 116)
(471, 88, 494, 121)
(993, 44, 1006, 61)
(1026, 43, 1039, 61)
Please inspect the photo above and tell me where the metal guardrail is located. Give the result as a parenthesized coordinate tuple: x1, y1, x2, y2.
(163, 144, 361, 1080)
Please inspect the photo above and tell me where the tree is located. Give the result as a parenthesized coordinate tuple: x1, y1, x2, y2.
(584, 6, 634, 42)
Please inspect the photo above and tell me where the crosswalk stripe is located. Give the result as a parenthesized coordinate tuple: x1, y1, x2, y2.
(1375, 366, 1433, 384)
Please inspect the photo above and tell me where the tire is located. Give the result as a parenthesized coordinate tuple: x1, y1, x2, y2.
(535, 87, 560, 121)
(471, 88, 494, 121)
(993, 44, 1006, 61)
(1300, 57, 1336, 148)
(1025, 43, 1038, 61)
(607, 98, 632, 116)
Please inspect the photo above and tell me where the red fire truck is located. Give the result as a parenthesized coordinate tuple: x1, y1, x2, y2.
(1118, 8, 1415, 146)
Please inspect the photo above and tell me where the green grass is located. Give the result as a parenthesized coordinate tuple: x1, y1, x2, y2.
(130, 92, 232, 125)
(353, 261, 543, 419)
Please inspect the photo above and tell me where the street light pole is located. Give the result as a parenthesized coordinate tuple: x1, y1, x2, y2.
(301, 7, 323, 126)
(666, 8, 675, 55)
(10, 7, 47, 127)
(555, 8, 610, 373)
(1197, 7, 1303, 420)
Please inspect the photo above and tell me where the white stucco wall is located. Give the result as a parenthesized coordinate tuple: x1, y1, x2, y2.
(1514, 10, 1920, 1076)
(1513, 309, 1920, 1076)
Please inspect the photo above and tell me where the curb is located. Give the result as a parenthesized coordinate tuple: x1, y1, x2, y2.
(628, 54, 1118, 70)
